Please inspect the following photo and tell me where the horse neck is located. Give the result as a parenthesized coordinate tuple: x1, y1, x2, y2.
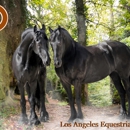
(63, 38, 76, 61)
(23, 44, 41, 67)
(18, 36, 34, 65)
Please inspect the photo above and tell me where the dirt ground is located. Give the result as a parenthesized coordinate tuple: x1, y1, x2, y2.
(1, 96, 130, 130)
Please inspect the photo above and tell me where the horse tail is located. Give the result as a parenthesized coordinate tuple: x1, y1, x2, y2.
(35, 81, 40, 111)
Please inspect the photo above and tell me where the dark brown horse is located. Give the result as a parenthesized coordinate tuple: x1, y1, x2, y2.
(12, 25, 51, 125)
(49, 26, 130, 122)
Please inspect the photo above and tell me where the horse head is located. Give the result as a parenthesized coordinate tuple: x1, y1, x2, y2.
(49, 26, 66, 68)
(49, 26, 74, 68)
(33, 24, 51, 66)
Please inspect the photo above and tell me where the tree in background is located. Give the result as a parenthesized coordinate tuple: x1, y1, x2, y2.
(119, 0, 130, 45)
(108, 0, 120, 104)
(0, 0, 27, 101)
(75, 0, 89, 105)
(75, 0, 87, 45)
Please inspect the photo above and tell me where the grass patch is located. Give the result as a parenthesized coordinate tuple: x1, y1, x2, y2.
(0, 119, 4, 130)
(0, 101, 20, 129)
(0, 100, 20, 119)
(58, 101, 68, 106)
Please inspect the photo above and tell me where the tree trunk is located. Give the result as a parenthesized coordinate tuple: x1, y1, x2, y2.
(75, 0, 89, 105)
(109, 4, 120, 104)
(0, 0, 26, 101)
(75, 0, 86, 45)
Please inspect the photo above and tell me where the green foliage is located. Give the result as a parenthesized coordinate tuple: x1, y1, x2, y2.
(47, 49, 58, 83)
(86, 0, 112, 44)
(121, 37, 130, 47)
(0, 104, 20, 118)
(0, 101, 20, 129)
(115, 0, 130, 39)
(0, 119, 4, 130)
(110, 83, 120, 104)
(119, 21, 130, 47)
(58, 101, 68, 106)
(88, 76, 112, 107)
(27, 0, 76, 32)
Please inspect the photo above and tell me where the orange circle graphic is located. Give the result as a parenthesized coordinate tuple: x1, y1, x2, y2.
(0, 5, 8, 31)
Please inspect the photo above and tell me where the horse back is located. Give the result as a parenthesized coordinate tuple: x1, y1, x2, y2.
(106, 41, 130, 77)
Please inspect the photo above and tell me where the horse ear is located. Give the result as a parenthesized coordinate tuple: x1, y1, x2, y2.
(58, 25, 62, 33)
(34, 25, 37, 33)
(42, 24, 45, 31)
(49, 27, 53, 33)
(58, 25, 61, 30)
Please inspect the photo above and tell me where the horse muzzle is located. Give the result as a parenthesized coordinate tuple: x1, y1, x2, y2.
(54, 60, 62, 68)
(42, 57, 51, 66)
(46, 57, 51, 66)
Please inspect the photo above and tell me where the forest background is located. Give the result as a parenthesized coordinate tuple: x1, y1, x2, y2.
(0, 0, 130, 107)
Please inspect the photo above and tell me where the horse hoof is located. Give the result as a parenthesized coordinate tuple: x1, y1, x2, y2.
(68, 119, 73, 123)
(23, 118, 29, 124)
(68, 118, 76, 123)
(40, 116, 49, 122)
(29, 119, 41, 125)
(34, 120, 41, 125)
(68, 115, 77, 123)
(40, 112, 49, 122)
(19, 116, 28, 124)
(73, 118, 83, 123)
(119, 114, 127, 120)
(126, 115, 130, 120)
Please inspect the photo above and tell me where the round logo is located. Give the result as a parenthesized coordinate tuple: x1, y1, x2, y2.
(0, 5, 8, 31)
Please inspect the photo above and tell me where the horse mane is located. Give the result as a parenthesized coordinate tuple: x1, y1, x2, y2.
(58, 27, 76, 61)
(59, 28, 75, 49)
(21, 28, 33, 40)
(19, 29, 34, 49)
(60, 28, 74, 41)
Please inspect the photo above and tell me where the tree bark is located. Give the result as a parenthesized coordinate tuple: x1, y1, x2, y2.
(75, 0, 89, 105)
(0, 0, 27, 100)
(75, 0, 86, 45)
(109, 4, 120, 104)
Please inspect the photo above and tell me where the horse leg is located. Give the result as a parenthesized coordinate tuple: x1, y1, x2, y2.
(122, 78, 130, 119)
(18, 82, 28, 124)
(74, 81, 83, 120)
(38, 68, 49, 122)
(61, 80, 77, 122)
(110, 72, 127, 119)
(39, 82, 49, 122)
(29, 81, 40, 125)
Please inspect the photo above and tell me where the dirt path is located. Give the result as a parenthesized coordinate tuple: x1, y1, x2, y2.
(1, 97, 130, 130)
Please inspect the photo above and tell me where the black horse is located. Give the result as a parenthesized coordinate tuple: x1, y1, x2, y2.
(49, 26, 130, 122)
(12, 25, 51, 125)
